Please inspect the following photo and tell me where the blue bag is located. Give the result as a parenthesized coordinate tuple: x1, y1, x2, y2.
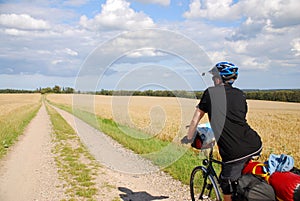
(265, 154, 294, 175)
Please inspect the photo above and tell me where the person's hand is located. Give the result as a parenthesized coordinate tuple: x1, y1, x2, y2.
(181, 136, 192, 144)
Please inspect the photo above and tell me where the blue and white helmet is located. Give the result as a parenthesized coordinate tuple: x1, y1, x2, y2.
(209, 61, 239, 83)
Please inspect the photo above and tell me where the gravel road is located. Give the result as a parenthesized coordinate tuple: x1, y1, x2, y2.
(0, 104, 191, 200)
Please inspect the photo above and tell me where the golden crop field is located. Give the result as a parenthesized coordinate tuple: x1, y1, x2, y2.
(47, 94, 300, 167)
(0, 93, 41, 157)
(246, 100, 300, 164)
(0, 94, 41, 116)
(47, 94, 206, 140)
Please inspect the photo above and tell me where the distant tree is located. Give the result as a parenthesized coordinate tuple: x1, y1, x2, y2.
(64, 87, 74, 94)
(144, 90, 153, 96)
(41, 87, 52, 94)
(52, 85, 61, 93)
(133, 91, 142, 96)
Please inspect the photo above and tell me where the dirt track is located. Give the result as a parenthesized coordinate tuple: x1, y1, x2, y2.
(0, 103, 64, 201)
(0, 103, 190, 201)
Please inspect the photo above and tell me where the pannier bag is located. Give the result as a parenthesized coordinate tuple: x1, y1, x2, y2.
(268, 171, 300, 201)
(232, 174, 276, 201)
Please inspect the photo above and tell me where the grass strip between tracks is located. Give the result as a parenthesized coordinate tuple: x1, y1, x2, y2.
(47, 100, 222, 186)
(46, 103, 101, 201)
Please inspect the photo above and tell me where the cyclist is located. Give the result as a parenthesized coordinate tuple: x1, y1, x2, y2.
(184, 61, 263, 201)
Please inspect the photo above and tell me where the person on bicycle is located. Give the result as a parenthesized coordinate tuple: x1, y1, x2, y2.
(185, 61, 262, 201)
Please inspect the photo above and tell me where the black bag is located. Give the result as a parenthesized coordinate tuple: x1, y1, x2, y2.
(232, 174, 276, 201)
(291, 166, 300, 176)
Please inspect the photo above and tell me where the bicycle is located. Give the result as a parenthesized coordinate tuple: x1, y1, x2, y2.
(188, 137, 261, 201)
(190, 140, 223, 201)
(184, 124, 262, 201)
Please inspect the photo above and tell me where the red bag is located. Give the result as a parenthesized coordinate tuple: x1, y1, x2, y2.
(191, 134, 203, 149)
(242, 161, 269, 179)
(268, 171, 300, 201)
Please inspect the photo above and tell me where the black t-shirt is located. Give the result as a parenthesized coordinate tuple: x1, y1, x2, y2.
(198, 85, 262, 163)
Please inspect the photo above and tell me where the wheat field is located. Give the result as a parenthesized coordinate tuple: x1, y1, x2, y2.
(47, 94, 300, 167)
(0, 94, 41, 116)
(0, 94, 41, 157)
(246, 100, 300, 163)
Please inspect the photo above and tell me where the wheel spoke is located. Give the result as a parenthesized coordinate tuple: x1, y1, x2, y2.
(190, 166, 221, 201)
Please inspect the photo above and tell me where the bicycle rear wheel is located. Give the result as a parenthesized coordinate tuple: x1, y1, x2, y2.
(190, 166, 222, 201)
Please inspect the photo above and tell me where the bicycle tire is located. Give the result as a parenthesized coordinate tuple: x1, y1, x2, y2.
(190, 166, 222, 201)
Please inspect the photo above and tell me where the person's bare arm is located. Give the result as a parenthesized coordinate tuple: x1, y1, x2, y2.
(187, 108, 205, 140)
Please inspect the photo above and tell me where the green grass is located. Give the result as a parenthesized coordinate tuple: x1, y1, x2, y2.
(47, 100, 222, 186)
(46, 103, 101, 201)
(0, 103, 41, 159)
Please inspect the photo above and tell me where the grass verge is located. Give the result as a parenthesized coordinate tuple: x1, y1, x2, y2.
(0, 103, 41, 159)
(46, 103, 101, 201)
(47, 100, 222, 186)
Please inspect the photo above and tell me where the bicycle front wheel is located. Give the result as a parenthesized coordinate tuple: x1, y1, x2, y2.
(190, 166, 222, 201)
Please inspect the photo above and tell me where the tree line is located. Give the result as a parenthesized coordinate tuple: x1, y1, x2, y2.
(0, 86, 299, 103)
(97, 89, 300, 102)
(0, 85, 74, 94)
(244, 90, 300, 103)
(37, 86, 75, 94)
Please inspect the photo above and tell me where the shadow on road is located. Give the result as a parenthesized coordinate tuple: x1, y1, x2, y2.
(118, 187, 169, 201)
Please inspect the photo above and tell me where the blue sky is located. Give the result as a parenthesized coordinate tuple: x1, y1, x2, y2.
(0, 0, 299, 90)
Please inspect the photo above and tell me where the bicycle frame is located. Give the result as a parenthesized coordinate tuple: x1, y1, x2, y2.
(199, 147, 223, 199)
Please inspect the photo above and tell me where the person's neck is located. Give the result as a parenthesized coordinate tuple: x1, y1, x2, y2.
(214, 83, 225, 87)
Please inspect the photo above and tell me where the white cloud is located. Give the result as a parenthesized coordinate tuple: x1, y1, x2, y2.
(132, 0, 170, 6)
(206, 50, 228, 63)
(291, 38, 300, 57)
(126, 49, 166, 58)
(242, 0, 300, 28)
(52, 59, 64, 65)
(241, 57, 270, 70)
(79, 0, 155, 31)
(0, 3, 78, 26)
(3, 28, 28, 36)
(63, 48, 78, 56)
(184, 0, 300, 29)
(225, 40, 248, 54)
(221, 0, 300, 42)
(228, 18, 266, 41)
(0, 14, 50, 30)
(183, 0, 240, 21)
